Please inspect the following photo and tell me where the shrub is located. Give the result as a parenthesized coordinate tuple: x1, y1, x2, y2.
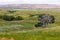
(35, 22, 43, 27)
(50, 15, 55, 23)
(35, 14, 55, 27)
(0, 15, 3, 19)
(15, 16, 23, 20)
(8, 10, 16, 13)
(2, 15, 14, 21)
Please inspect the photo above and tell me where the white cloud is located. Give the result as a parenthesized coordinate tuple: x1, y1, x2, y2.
(0, 0, 17, 2)
(0, 0, 60, 5)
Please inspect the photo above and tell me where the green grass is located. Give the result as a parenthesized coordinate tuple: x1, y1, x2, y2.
(0, 28, 60, 40)
(0, 9, 60, 40)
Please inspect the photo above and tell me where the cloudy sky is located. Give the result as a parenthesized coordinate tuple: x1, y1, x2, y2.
(0, 0, 60, 5)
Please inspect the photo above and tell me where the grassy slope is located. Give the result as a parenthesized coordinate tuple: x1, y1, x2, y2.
(0, 9, 60, 40)
(0, 27, 60, 40)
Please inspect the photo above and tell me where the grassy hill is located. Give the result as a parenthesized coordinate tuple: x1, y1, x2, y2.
(0, 9, 60, 40)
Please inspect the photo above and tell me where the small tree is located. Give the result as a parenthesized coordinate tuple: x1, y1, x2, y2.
(35, 14, 55, 27)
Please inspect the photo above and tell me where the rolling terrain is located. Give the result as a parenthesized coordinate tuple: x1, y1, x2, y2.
(0, 4, 60, 9)
(0, 4, 60, 40)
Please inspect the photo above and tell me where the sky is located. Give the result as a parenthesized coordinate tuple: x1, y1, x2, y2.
(0, 0, 60, 5)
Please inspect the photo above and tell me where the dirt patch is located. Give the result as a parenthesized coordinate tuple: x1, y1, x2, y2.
(0, 37, 15, 40)
(10, 37, 15, 40)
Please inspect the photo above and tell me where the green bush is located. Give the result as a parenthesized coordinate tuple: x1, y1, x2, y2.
(8, 10, 16, 13)
(2, 15, 15, 21)
(0, 15, 23, 21)
(15, 16, 23, 20)
(0, 15, 3, 19)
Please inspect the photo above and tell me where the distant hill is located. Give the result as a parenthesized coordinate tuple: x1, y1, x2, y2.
(0, 4, 60, 9)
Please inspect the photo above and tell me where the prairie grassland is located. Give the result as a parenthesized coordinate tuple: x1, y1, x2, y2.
(0, 9, 60, 40)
